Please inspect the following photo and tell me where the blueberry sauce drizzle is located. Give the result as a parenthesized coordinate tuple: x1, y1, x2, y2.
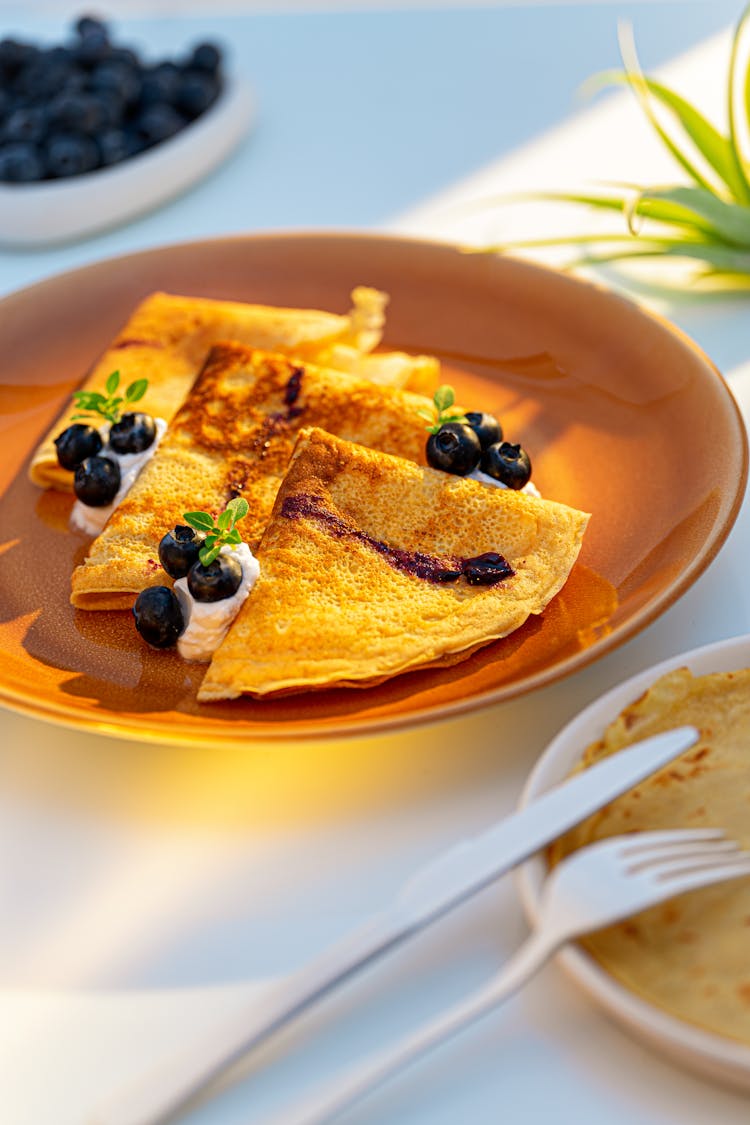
(280, 493, 514, 587)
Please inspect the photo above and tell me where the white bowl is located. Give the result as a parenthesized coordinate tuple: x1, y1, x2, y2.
(517, 632, 750, 1094)
(0, 75, 254, 248)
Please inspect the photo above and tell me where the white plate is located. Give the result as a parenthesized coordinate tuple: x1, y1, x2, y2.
(0, 75, 254, 248)
(517, 632, 750, 1094)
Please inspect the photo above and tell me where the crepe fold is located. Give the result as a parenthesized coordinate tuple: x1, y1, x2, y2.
(198, 427, 589, 700)
(70, 344, 433, 609)
(30, 288, 438, 492)
(551, 666, 750, 1047)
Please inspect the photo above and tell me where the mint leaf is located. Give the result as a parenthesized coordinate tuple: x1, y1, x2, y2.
(183, 511, 216, 532)
(105, 370, 120, 396)
(125, 378, 148, 403)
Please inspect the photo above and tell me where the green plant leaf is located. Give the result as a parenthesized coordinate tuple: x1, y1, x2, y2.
(225, 529, 242, 544)
(199, 544, 221, 566)
(105, 370, 120, 396)
(125, 378, 148, 403)
(633, 186, 750, 246)
(434, 385, 455, 411)
(217, 509, 232, 532)
(589, 69, 749, 202)
(183, 511, 215, 532)
(226, 496, 249, 521)
(726, 4, 750, 208)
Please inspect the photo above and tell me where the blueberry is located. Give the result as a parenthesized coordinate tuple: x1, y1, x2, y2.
(133, 586, 185, 648)
(54, 423, 103, 470)
(464, 411, 503, 450)
(159, 525, 202, 579)
(75, 16, 110, 41)
(4, 105, 49, 143)
(426, 422, 481, 476)
(73, 455, 120, 506)
(108, 412, 156, 455)
(139, 63, 181, 108)
(137, 103, 186, 144)
(91, 60, 142, 107)
(0, 141, 44, 182)
(176, 70, 219, 118)
(480, 442, 532, 490)
(187, 554, 242, 602)
(189, 42, 222, 74)
(44, 132, 100, 177)
(96, 127, 130, 166)
(49, 91, 105, 134)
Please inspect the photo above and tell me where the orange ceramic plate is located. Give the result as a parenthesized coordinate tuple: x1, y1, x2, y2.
(0, 233, 745, 744)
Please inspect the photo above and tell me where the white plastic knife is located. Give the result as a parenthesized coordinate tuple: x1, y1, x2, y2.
(91, 724, 698, 1125)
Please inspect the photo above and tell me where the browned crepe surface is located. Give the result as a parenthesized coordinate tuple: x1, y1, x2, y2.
(198, 427, 589, 700)
(70, 345, 433, 609)
(552, 666, 750, 1046)
(30, 288, 438, 492)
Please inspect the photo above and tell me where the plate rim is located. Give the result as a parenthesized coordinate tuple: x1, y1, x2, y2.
(1, 231, 747, 744)
(516, 631, 750, 1091)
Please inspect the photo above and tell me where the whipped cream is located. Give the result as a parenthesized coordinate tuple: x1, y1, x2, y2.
(468, 466, 541, 497)
(174, 542, 259, 663)
(70, 417, 167, 535)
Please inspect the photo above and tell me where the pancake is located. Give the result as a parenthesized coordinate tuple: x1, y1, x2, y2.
(551, 666, 750, 1047)
(198, 427, 589, 700)
(70, 344, 433, 609)
(30, 287, 439, 492)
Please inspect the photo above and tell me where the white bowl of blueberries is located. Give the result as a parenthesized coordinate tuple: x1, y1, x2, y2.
(0, 15, 254, 246)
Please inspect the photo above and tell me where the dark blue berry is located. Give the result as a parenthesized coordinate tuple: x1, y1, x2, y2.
(54, 423, 103, 470)
(480, 442, 532, 489)
(96, 127, 130, 165)
(108, 412, 156, 455)
(139, 63, 181, 108)
(137, 103, 186, 144)
(0, 141, 44, 182)
(4, 105, 48, 143)
(189, 42, 222, 74)
(44, 132, 99, 177)
(465, 411, 503, 450)
(461, 552, 514, 586)
(133, 586, 185, 648)
(176, 71, 219, 118)
(74, 455, 120, 506)
(188, 554, 242, 602)
(426, 423, 481, 476)
(49, 91, 105, 134)
(159, 526, 202, 579)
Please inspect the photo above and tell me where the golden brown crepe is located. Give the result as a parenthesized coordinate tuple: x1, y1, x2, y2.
(198, 427, 589, 700)
(30, 288, 439, 492)
(70, 344, 434, 610)
(552, 666, 750, 1047)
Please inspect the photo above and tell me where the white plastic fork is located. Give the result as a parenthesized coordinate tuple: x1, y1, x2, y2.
(271, 828, 750, 1125)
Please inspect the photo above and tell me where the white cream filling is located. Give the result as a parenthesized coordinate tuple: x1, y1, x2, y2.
(468, 466, 541, 497)
(70, 417, 167, 535)
(174, 542, 259, 663)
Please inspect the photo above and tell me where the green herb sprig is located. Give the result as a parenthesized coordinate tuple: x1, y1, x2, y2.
(183, 497, 249, 566)
(417, 385, 468, 434)
(72, 370, 149, 425)
(474, 5, 750, 289)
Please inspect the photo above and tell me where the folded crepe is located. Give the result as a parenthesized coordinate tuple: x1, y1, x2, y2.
(30, 287, 438, 492)
(70, 344, 433, 609)
(198, 427, 589, 700)
(551, 666, 750, 1047)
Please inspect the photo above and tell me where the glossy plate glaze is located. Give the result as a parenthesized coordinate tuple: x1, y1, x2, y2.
(0, 233, 745, 744)
(518, 633, 750, 1094)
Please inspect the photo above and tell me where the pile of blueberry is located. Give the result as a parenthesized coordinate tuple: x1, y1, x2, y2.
(426, 410, 532, 489)
(133, 526, 243, 648)
(0, 15, 223, 183)
(55, 413, 156, 505)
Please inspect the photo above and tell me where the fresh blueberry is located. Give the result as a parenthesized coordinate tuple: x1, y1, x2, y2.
(189, 42, 222, 74)
(73, 455, 121, 506)
(480, 441, 532, 489)
(91, 60, 142, 107)
(0, 141, 44, 182)
(44, 132, 100, 177)
(464, 411, 503, 450)
(4, 105, 49, 143)
(137, 103, 186, 144)
(158, 525, 202, 579)
(75, 15, 110, 40)
(48, 91, 105, 134)
(187, 554, 242, 602)
(133, 586, 185, 648)
(96, 127, 130, 165)
(176, 70, 219, 118)
(108, 412, 156, 455)
(139, 63, 181, 108)
(426, 422, 481, 475)
(54, 423, 103, 470)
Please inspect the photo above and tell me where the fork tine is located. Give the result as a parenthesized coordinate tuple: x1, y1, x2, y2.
(652, 852, 750, 882)
(617, 828, 726, 855)
(625, 839, 742, 873)
(653, 856, 750, 897)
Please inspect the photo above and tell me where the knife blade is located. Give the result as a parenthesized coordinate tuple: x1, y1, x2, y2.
(93, 724, 698, 1125)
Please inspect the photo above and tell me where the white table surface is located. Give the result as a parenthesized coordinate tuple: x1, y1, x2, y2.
(3, 3, 750, 1124)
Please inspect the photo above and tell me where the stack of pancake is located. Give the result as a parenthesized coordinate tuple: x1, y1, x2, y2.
(31, 289, 590, 700)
